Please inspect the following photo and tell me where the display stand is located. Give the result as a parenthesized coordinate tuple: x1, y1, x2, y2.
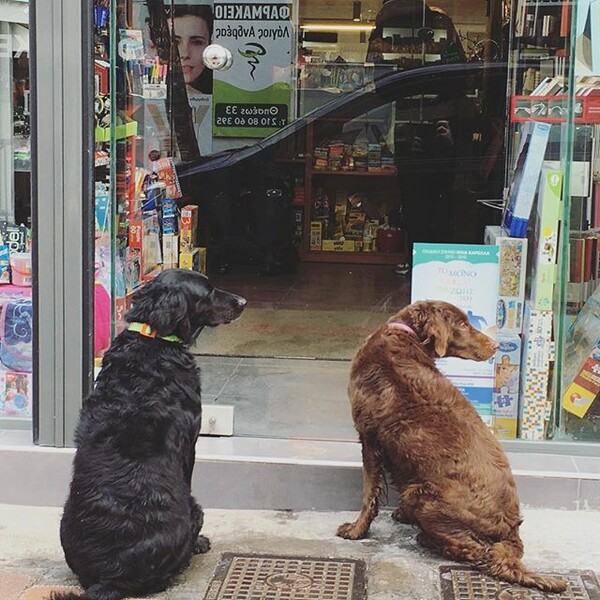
(506, 0, 600, 442)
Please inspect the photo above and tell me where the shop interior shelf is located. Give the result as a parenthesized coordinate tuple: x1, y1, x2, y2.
(311, 169, 397, 176)
(300, 250, 403, 265)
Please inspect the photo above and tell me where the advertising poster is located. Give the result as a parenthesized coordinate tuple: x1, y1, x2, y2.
(411, 243, 499, 424)
(212, 1, 293, 137)
(169, 1, 214, 156)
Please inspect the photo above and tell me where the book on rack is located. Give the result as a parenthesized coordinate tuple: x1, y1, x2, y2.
(562, 285, 600, 419)
(528, 167, 562, 311)
(567, 232, 600, 312)
(592, 182, 600, 228)
(561, 0, 571, 38)
(503, 121, 552, 237)
(515, 0, 527, 38)
(530, 76, 564, 97)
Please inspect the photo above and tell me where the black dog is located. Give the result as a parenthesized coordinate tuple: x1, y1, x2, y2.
(51, 269, 245, 600)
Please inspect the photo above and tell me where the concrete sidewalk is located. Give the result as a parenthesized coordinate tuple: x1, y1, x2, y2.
(1, 504, 600, 600)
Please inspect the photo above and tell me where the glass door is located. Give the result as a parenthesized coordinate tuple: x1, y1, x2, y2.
(0, 2, 33, 431)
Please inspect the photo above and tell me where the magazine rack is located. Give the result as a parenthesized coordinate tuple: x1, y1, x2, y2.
(508, 0, 600, 442)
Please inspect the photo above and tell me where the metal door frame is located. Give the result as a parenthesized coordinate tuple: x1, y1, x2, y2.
(31, 0, 94, 446)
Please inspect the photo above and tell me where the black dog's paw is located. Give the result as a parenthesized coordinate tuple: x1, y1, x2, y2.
(194, 535, 211, 554)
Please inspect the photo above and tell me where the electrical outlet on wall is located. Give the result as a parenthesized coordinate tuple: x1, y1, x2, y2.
(199, 405, 234, 436)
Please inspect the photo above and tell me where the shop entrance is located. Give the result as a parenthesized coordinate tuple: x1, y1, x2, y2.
(94, 0, 506, 440)
(173, 0, 506, 363)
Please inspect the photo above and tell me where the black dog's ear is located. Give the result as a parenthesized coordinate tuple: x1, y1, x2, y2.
(126, 280, 190, 339)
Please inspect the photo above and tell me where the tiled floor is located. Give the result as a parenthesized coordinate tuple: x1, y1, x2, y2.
(207, 261, 410, 312)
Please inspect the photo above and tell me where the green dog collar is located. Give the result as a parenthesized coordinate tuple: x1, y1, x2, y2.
(128, 322, 183, 343)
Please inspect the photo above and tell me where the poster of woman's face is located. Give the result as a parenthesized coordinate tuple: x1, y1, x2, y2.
(171, 4, 214, 94)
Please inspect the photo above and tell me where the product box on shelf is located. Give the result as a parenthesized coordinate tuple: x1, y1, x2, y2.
(0, 370, 33, 418)
(484, 226, 527, 334)
(160, 197, 179, 236)
(412, 243, 499, 426)
(562, 342, 600, 418)
(310, 221, 323, 250)
(179, 247, 207, 274)
(503, 121, 552, 237)
(114, 295, 128, 335)
(561, 286, 600, 419)
(127, 211, 162, 288)
(124, 249, 142, 293)
(9, 252, 32, 287)
(162, 233, 179, 270)
(529, 167, 562, 311)
(345, 209, 367, 241)
(292, 207, 303, 242)
(179, 205, 198, 252)
(94, 59, 110, 95)
(142, 212, 162, 278)
(0, 245, 10, 284)
(322, 240, 355, 252)
(0, 221, 28, 253)
(518, 303, 554, 440)
(492, 334, 522, 439)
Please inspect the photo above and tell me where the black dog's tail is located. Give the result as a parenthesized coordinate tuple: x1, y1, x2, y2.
(49, 583, 123, 600)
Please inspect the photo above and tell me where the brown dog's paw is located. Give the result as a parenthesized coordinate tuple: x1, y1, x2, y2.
(336, 522, 367, 540)
(193, 535, 211, 554)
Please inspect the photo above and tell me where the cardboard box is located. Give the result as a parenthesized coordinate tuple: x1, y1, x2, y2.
(179, 205, 198, 252)
(484, 226, 527, 334)
(310, 221, 323, 250)
(345, 209, 367, 240)
(503, 121, 552, 237)
(197, 247, 207, 275)
(0, 371, 33, 418)
(561, 285, 600, 420)
(412, 243, 500, 426)
(128, 212, 162, 281)
(179, 247, 206, 274)
(322, 239, 356, 252)
(492, 334, 522, 439)
(529, 167, 562, 310)
(518, 303, 553, 440)
(562, 344, 600, 418)
(162, 233, 179, 269)
(125, 248, 142, 293)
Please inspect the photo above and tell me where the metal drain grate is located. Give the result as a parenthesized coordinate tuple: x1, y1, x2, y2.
(439, 566, 600, 600)
(204, 553, 367, 600)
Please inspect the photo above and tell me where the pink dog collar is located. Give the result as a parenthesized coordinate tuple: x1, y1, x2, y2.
(388, 322, 418, 337)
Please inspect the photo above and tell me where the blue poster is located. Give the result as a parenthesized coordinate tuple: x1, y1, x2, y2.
(411, 243, 499, 423)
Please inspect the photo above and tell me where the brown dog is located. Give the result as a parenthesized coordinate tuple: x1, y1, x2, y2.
(337, 300, 566, 593)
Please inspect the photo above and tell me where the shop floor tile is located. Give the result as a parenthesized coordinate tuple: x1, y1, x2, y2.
(203, 553, 367, 600)
(439, 566, 600, 600)
(0, 572, 35, 600)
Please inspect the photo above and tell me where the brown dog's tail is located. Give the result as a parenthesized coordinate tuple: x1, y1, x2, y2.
(49, 583, 123, 600)
(480, 541, 567, 593)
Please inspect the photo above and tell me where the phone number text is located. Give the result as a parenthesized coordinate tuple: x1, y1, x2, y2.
(215, 103, 288, 128)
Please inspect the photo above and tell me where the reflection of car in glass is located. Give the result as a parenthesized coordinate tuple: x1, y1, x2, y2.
(176, 61, 508, 275)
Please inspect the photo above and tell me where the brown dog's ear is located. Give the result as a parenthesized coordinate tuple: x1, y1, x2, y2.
(424, 310, 450, 357)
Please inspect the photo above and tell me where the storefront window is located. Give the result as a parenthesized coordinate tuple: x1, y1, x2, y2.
(92, 0, 598, 445)
(556, 0, 600, 442)
(0, 0, 33, 429)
